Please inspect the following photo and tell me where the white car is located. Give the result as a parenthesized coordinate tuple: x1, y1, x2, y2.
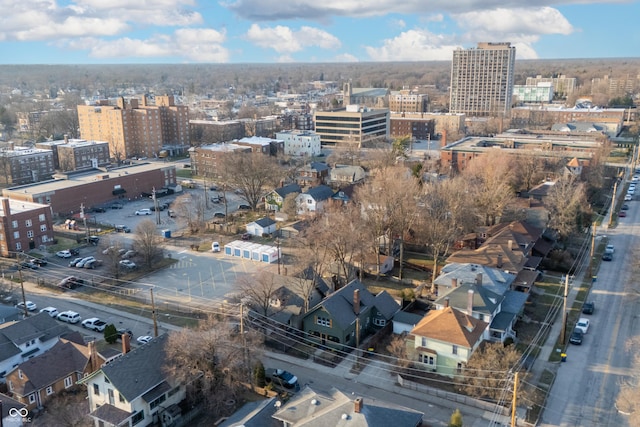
(576, 318, 590, 334)
(82, 317, 107, 332)
(40, 306, 59, 317)
(137, 335, 153, 345)
(56, 250, 72, 258)
(605, 244, 615, 254)
(625, 194, 633, 201)
(135, 209, 152, 215)
(119, 259, 136, 269)
(76, 256, 95, 268)
(16, 301, 37, 311)
(633, 176, 639, 182)
(212, 241, 220, 252)
(57, 310, 81, 324)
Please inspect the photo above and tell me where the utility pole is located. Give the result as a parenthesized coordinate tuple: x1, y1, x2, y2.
(560, 274, 569, 345)
(511, 371, 519, 427)
(355, 316, 360, 370)
(80, 203, 89, 243)
(589, 222, 596, 277)
(276, 237, 281, 275)
(18, 264, 27, 317)
(152, 187, 161, 225)
(150, 288, 158, 337)
(608, 181, 617, 228)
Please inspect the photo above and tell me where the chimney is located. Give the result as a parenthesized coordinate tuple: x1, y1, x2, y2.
(467, 289, 474, 316)
(441, 129, 447, 146)
(88, 340, 100, 372)
(63, 134, 69, 144)
(475, 273, 483, 286)
(497, 254, 503, 268)
(451, 278, 458, 288)
(354, 397, 363, 413)
(508, 240, 513, 251)
(444, 297, 450, 308)
(353, 289, 360, 315)
(122, 333, 131, 354)
(1, 198, 10, 217)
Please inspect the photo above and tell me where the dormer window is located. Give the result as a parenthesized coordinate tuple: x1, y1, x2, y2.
(18, 370, 23, 379)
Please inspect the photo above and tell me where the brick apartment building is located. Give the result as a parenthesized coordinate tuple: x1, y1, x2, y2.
(77, 95, 190, 162)
(0, 198, 54, 256)
(2, 163, 177, 217)
(189, 143, 251, 178)
(0, 145, 55, 185)
(388, 89, 428, 113)
(36, 137, 110, 171)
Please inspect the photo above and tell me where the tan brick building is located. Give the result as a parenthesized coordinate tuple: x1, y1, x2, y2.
(36, 137, 110, 171)
(78, 95, 189, 162)
(0, 146, 55, 185)
(389, 89, 428, 113)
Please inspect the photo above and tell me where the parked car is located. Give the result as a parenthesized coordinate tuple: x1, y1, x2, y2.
(121, 250, 136, 259)
(212, 242, 220, 252)
(241, 233, 252, 240)
(69, 257, 84, 267)
(91, 207, 106, 213)
(102, 246, 115, 255)
(135, 208, 152, 215)
(625, 194, 632, 201)
(111, 203, 124, 209)
(115, 225, 131, 233)
(69, 248, 81, 256)
(619, 211, 627, 217)
(84, 259, 102, 269)
(569, 328, 584, 345)
(58, 276, 84, 289)
(76, 256, 95, 268)
(266, 368, 299, 390)
(82, 318, 107, 332)
(57, 310, 81, 324)
(575, 318, 590, 333)
(213, 212, 226, 218)
(40, 306, 59, 318)
(84, 236, 100, 245)
(20, 261, 39, 270)
(16, 301, 37, 311)
(238, 204, 251, 210)
(137, 335, 153, 345)
(56, 250, 72, 258)
(119, 260, 137, 269)
(582, 301, 595, 314)
(605, 244, 614, 254)
(30, 258, 48, 266)
(622, 204, 630, 210)
(150, 205, 165, 211)
(211, 197, 221, 203)
(602, 252, 613, 261)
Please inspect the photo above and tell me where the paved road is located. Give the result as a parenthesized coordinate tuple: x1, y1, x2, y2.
(539, 198, 637, 426)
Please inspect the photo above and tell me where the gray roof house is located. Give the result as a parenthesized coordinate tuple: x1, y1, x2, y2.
(0, 313, 74, 381)
(265, 183, 302, 211)
(80, 334, 186, 427)
(301, 280, 400, 350)
(295, 185, 335, 215)
(434, 263, 516, 296)
(273, 386, 423, 427)
(246, 217, 277, 236)
(0, 306, 22, 324)
(329, 165, 366, 185)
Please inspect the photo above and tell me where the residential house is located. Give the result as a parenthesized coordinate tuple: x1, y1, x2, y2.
(330, 183, 358, 205)
(0, 393, 27, 427)
(302, 280, 400, 350)
(352, 254, 395, 276)
(219, 397, 280, 427)
(246, 217, 277, 237)
(392, 311, 424, 335)
(298, 162, 329, 187)
(0, 313, 74, 382)
(406, 306, 488, 377)
(295, 185, 334, 215)
(81, 334, 186, 427)
(0, 306, 23, 324)
(278, 219, 309, 239)
(6, 337, 102, 410)
(328, 165, 366, 186)
(434, 263, 516, 296)
(272, 386, 423, 427)
(264, 183, 302, 211)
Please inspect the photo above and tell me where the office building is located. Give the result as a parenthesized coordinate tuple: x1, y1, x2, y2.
(276, 130, 322, 157)
(314, 105, 389, 147)
(77, 95, 189, 161)
(513, 83, 554, 104)
(450, 42, 516, 117)
(526, 75, 576, 98)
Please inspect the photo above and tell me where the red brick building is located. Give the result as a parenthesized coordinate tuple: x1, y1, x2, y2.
(0, 198, 54, 256)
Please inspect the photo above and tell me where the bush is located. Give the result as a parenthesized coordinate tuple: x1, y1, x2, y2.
(253, 361, 266, 387)
(104, 324, 118, 344)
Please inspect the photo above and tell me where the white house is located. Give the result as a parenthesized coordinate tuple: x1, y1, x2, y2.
(276, 130, 322, 157)
(0, 313, 74, 382)
(246, 217, 277, 236)
(80, 335, 186, 427)
(295, 185, 334, 215)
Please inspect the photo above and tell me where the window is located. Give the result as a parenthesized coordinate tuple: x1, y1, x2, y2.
(167, 387, 179, 397)
(452, 345, 458, 355)
(18, 370, 23, 379)
(28, 394, 36, 404)
(27, 230, 34, 238)
(419, 354, 435, 366)
(39, 214, 45, 222)
(150, 394, 166, 410)
(373, 318, 386, 327)
(25, 219, 32, 227)
(64, 376, 73, 388)
(8, 380, 13, 391)
(15, 242, 21, 250)
(40, 224, 47, 232)
(46, 386, 54, 395)
(131, 411, 145, 426)
(93, 383, 100, 395)
(421, 337, 427, 347)
(119, 392, 125, 403)
(13, 231, 19, 239)
(316, 316, 331, 327)
(12, 220, 18, 228)
(108, 388, 114, 405)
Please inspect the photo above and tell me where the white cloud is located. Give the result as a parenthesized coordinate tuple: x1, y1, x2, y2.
(245, 24, 341, 54)
(65, 28, 229, 62)
(453, 7, 573, 35)
(334, 53, 359, 62)
(391, 19, 406, 29)
(365, 29, 461, 61)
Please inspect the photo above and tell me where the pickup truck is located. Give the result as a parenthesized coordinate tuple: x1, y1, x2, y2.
(266, 368, 300, 390)
(81, 318, 107, 332)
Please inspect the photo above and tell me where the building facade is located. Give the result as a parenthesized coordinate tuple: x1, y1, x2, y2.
(276, 130, 322, 157)
(37, 137, 110, 171)
(189, 143, 251, 178)
(0, 146, 55, 185)
(450, 42, 516, 117)
(389, 89, 428, 113)
(526, 74, 577, 98)
(513, 83, 554, 104)
(314, 105, 389, 147)
(78, 95, 190, 162)
(389, 115, 436, 140)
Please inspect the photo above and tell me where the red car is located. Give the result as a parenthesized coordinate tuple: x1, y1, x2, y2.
(619, 211, 627, 217)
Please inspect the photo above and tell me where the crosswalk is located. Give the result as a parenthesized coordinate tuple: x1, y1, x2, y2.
(168, 259, 196, 269)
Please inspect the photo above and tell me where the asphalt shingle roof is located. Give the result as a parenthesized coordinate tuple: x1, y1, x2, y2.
(274, 183, 302, 198)
(99, 334, 171, 402)
(305, 185, 334, 201)
(254, 217, 276, 228)
(410, 307, 488, 348)
(0, 313, 73, 361)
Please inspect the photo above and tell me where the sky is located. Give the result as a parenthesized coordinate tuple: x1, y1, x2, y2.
(0, 0, 638, 64)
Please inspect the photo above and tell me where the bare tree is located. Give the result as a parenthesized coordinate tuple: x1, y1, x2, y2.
(236, 272, 281, 316)
(512, 153, 548, 192)
(98, 236, 127, 279)
(33, 389, 92, 427)
(173, 193, 206, 234)
(220, 152, 281, 209)
(133, 219, 163, 269)
(546, 173, 588, 240)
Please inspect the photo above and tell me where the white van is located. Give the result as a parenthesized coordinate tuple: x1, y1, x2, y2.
(212, 242, 220, 252)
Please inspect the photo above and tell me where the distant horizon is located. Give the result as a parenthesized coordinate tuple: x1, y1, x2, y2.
(1, 1, 638, 64)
